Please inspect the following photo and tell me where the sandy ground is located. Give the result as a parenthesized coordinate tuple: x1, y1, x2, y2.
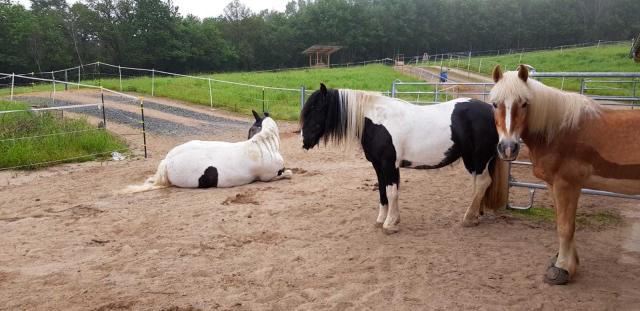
(1, 91, 640, 310)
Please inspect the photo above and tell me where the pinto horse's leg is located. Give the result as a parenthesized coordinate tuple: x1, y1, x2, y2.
(381, 163, 400, 234)
(462, 167, 492, 227)
(545, 179, 581, 285)
(373, 164, 388, 228)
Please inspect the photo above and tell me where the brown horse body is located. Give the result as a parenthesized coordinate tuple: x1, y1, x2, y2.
(491, 65, 640, 285)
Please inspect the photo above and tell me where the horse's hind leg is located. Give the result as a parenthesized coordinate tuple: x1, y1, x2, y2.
(462, 164, 492, 227)
(373, 164, 388, 228)
(545, 179, 580, 285)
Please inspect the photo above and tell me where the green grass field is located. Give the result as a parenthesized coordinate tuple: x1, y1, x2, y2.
(421, 43, 640, 94)
(1, 65, 425, 120)
(0, 100, 127, 169)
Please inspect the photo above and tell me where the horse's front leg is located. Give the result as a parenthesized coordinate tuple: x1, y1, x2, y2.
(372, 163, 388, 228)
(260, 168, 292, 182)
(462, 165, 492, 227)
(381, 163, 400, 234)
(545, 179, 580, 285)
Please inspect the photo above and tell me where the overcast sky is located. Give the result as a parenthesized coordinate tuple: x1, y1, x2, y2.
(15, 0, 291, 18)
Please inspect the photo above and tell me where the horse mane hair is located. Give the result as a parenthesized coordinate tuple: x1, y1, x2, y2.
(249, 117, 280, 159)
(322, 89, 380, 150)
(491, 71, 601, 140)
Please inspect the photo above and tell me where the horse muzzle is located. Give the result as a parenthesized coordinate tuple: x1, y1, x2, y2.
(497, 140, 520, 161)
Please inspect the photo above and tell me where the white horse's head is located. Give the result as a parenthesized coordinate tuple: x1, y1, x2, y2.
(248, 110, 271, 139)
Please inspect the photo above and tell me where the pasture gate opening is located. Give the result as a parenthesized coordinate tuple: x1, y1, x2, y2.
(391, 72, 640, 209)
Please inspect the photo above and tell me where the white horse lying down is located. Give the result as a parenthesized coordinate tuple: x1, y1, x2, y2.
(126, 110, 292, 192)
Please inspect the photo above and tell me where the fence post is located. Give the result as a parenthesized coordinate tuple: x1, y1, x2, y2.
(262, 88, 265, 113)
(51, 71, 56, 96)
(10, 73, 14, 102)
(97, 61, 101, 87)
(580, 79, 585, 94)
(633, 79, 637, 109)
(518, 49, 524, 64)
(77, 66, 81, 90)
(101, 87, 107, 128)
(64, 69, 68, 91)
(561, 77, 565, 90)
(466, 51, 472, 73)
(151, 69, 155, 97)
(391, 80, 397, 98)
(478, 59, 483, 73)
(300, 86, 305, 110)
(139, 97, 148, 159)
(118, 65, 123, 91)
(208, 78, 213, 108)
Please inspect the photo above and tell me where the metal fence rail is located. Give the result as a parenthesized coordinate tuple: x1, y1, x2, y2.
(390, 72, 640, 209)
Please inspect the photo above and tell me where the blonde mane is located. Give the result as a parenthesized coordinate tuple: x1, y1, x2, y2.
(250, 117, 280, 159)
(491, 71, 601, 140)
(329, 89, 381, 150)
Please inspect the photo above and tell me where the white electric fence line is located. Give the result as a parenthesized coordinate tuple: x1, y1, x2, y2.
(1, 73, 139, 100)
(0, 103, 101, 114)
(0, 128, 104, 142)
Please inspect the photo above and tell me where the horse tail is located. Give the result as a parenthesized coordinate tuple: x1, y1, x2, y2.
(122, 160, 171, 193)
(482, 157, 509, 211)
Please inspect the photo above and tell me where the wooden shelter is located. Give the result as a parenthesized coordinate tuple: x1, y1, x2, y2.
(302, 45, 342, 68)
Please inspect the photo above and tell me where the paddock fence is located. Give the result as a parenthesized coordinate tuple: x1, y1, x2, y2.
(0, 73, 148, 170)
(391, 72, 640, 208)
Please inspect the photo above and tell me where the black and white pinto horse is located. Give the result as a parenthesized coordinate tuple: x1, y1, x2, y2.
(126, 110, 292, 192)
(301, 84, 508, 233)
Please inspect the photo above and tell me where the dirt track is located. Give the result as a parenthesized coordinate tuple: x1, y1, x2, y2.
(1, 91, 639, 310)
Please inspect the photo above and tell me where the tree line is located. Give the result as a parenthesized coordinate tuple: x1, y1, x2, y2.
(1, 0, 638, 74)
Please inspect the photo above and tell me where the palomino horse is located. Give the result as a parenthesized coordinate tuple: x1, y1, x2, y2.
(126, 110, 292, 192)
(490, 65, 640, 285)
(300, 84, 509, 233)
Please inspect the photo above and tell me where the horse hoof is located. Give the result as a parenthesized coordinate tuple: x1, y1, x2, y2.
(374, 222, 384, 228)
(544, 266, 570, 285)
(283, 170, 293, 178)
(382, 227, 399, 235)
(462, 219, 479, 227)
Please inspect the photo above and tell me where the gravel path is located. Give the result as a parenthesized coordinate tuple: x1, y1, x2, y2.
(13, 95, 249, 137)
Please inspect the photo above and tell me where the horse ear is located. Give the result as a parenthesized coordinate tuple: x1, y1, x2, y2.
(263, 112, 270, 118)
(252, 110, 261, 121)
(517, 64, 529, 82)
(492, 65, 503, 83)
(320, 83, 327, 95)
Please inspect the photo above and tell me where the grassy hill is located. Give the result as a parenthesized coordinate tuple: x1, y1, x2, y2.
(420, 43, 639, 95)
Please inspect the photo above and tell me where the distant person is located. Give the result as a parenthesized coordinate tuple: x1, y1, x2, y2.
(439, 68, 448, 82)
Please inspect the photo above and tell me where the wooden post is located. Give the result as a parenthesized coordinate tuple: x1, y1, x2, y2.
(77, 66, 81, 90)
(118, 65, 123, 91)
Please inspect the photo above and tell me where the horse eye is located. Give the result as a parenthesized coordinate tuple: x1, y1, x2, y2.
(522, 102, 528, 108)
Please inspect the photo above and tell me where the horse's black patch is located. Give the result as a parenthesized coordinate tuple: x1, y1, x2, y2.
(198, 166, 218, 188)
(277, 168, 285, 176)
(449, 99, 499, 175)
(361, 118, 400, 206)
